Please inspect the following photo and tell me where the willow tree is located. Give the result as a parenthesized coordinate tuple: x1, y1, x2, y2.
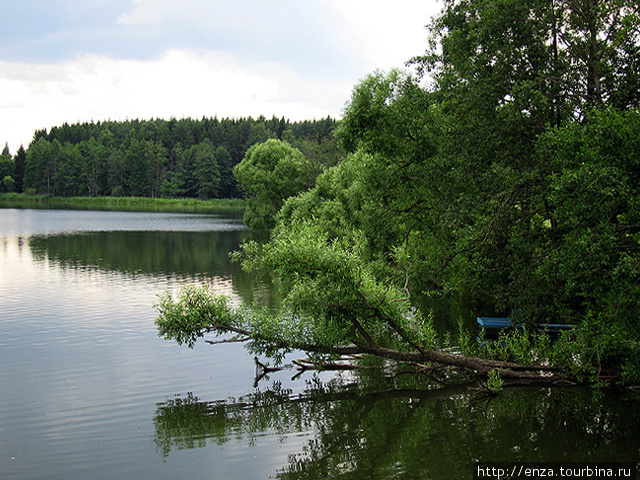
(156, 0, 640, 385)
(233, 139, 318, 231)
(156, 72, 622, 385)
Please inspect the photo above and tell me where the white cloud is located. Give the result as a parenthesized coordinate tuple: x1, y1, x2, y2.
(327, 0, 437, 69)
(112, 0, 358, 71)
(0, 1, 443, 152)
(0, 50, 354, 151)
(117, 0, 207, 25)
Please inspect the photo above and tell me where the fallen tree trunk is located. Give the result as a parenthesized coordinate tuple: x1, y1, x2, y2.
(155, 287, 621, 388)
(203, 323, 612, 386)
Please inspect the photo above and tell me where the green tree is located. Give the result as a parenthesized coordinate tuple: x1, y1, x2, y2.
(245, 121, 272, 149)
(157, 0, 640, 384)
(121, 135, 150, 196)
(77, 139, 107, 197)
(3, 175, 15, 192)
(234, 139, 316, 230)
(160, 170, 183, 198)
(527, 110, 640, 379)
(97, 127, 116, 149)
(402, 0, 640, 307)
(24, 138, 57, 194)
(13, 146, 27, 193)
(146, 140, 168, 198)
(19, 116, 339, 200)
(215, 145, 236, 198)
(193, 140, 220, 199)
(0, 144, 14, 193)
(179, 143, 198, 198)
(107, 149, 124, 196)
(413, 0, 640, 126)
(162, 143, 187, 198)
(53, 142, 83, 196)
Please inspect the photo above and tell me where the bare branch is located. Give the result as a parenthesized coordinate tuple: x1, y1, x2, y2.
(204, 337, 250, 345)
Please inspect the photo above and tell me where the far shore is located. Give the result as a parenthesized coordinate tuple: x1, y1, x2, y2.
(0, 193, 246, 214)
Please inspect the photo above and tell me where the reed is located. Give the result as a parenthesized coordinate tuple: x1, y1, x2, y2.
(0, 193, 245, 213)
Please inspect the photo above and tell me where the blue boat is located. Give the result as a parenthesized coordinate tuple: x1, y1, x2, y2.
(476, 316, 573, 344)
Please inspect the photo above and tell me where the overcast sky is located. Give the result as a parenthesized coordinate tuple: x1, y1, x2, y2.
(0, 0, 441, 152)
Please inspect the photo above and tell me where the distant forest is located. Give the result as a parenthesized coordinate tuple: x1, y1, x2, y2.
(0, 116, 342, 198)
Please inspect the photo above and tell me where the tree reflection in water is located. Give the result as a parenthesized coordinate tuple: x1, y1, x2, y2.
(153, 371, 640, 480)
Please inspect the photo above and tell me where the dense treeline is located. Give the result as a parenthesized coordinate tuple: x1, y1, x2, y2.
(0, 116, 342, 198)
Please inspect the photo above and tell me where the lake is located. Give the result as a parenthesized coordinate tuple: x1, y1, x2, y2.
(1, 208, 639, 479)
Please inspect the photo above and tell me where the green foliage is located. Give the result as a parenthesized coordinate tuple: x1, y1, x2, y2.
(193, 140, 221, 199)
(486, 369, 504, 393)
(155, 285, 238, 348)
(336, 69, 432, 159)
(549, 318, 640, 384)
(476, 326, 553, 367)
(488, 110, 640, 345)
(0, 193, 244, 212)
(17, 116, 340, 200)
(13, 146, 26, 193)
(2, 176, 16, 192)
(0, 147, 14, 193)
(240, 220, 437, 352)
(156, 214, 439, 363)
(153, 381, 640, 473)
(24, 138, 56, 194)
(234, 139, 317, 231)
(414, 0, 640, 123)
(153, 0, 640, 384)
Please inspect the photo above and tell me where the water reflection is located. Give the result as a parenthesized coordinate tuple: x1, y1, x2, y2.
(0, 207, 245, 236)
(25, 230, 279, 309)
(153, 372, 640, 480)
(3, 209, 639, 480)
(28, 230, 240, 276)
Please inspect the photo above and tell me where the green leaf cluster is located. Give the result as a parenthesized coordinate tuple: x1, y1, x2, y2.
(233, 139, 319, 230)
(155, 285, 237, 348)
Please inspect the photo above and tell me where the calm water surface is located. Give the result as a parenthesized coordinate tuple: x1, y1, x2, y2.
(1, 208, 639, 480)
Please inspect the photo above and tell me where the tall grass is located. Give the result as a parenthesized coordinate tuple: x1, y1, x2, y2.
(0, 193, 245, 213)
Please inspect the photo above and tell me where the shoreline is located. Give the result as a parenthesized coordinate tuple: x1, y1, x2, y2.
(0, 193, 246, 214)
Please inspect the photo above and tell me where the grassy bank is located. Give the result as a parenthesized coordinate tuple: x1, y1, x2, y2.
(0, 193, 245, 214)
